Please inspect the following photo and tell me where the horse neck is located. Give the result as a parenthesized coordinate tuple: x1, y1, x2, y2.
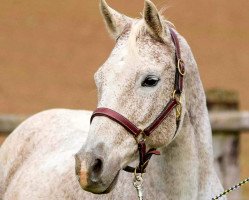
(146, 113, 199, 199)
(183, 44, 216, 189)
(148, 40, 219, 199)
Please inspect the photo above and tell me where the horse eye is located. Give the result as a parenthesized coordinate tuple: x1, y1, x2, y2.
(141, 75, 160, 87)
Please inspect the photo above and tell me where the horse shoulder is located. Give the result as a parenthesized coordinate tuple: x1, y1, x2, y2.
(0, 109, 91, 199)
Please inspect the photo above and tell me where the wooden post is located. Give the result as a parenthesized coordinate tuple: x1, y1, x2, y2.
(0, 114, 27, 145)
(207, 89, 240, 200)
(0, 132, 9, 144)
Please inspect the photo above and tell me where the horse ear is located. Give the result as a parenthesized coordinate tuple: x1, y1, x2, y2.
(100, 0, 131, 39)
(143, 0, 167, 40)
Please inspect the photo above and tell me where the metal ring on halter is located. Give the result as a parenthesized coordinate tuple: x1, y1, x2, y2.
(172, 90, 182, 103)
(177, 59, 186, 76)
(134, 130, 146, 144)
(141, 160, 150, 169)
(134, 167, 144, 179)
(172, 90, 177, 99)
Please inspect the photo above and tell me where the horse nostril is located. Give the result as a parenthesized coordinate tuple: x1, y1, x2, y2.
(91, 158, 103, 180)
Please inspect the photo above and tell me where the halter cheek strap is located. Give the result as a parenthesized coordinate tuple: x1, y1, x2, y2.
(90, 28, 185, 174)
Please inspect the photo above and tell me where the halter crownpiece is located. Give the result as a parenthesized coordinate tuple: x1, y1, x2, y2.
(90, 28, 185, 174)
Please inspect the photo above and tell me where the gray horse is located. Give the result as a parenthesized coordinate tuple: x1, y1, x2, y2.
(0, 0, 225, 199)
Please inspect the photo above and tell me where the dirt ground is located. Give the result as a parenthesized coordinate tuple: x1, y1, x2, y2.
(0, 0, 248, 198)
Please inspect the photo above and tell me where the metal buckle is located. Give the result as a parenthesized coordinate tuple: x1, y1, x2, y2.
(177, 59, 186, 76)
(172, 90, 182, 120)
(176, 102, 182, 120)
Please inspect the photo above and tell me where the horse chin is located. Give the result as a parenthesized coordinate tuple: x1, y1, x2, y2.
(101, 171, 120, 194)
(90, 171, 120, 195)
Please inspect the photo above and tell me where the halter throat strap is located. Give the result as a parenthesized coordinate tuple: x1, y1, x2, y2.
(90, 28, 185, 174)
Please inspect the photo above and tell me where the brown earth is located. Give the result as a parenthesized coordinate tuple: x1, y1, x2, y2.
(0, 0, 248, 198)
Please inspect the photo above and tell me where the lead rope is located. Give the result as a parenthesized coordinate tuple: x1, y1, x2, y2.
(133, 170, 144, 200)
(133, 176, 249, 200)
(212, 177, 249, 199)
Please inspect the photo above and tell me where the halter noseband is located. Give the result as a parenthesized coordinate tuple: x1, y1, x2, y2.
(90, 28, 185, 174)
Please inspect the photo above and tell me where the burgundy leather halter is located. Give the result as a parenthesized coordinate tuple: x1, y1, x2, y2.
(90, 28, 185, 174)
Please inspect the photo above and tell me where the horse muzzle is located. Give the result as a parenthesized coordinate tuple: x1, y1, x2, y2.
(74, 149, 120, 194)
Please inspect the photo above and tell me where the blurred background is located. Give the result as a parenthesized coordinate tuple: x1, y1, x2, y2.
(0, 0, 248, 199)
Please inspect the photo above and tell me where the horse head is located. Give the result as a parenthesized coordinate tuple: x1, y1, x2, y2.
(75, 0, 186, 194)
